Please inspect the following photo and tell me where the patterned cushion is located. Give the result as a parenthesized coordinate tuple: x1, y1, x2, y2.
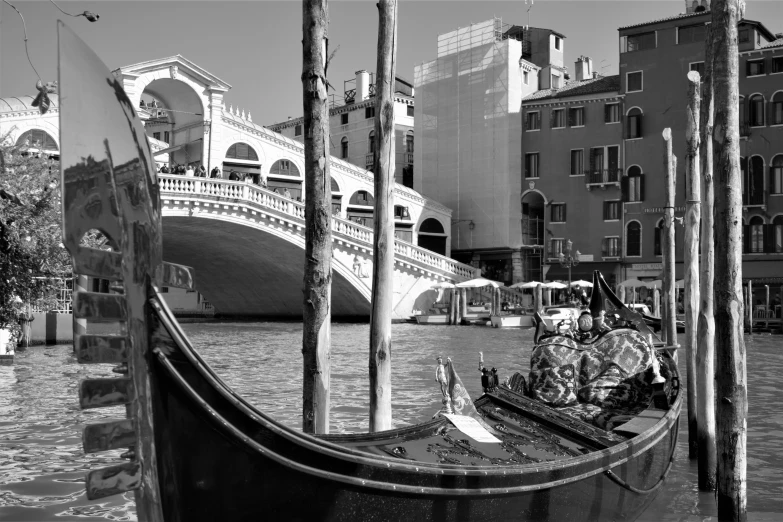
(595, 330, 652, 376)
(530, 342, 582, 372)
(529, 364, 578, 407)
(505, 372, 527, 394)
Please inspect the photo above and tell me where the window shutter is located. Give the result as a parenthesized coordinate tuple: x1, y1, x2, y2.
(550, 110, 556, 128)
(589, 148, 597, 171)
(746, 60, 752, 77)
(568, 109, 574, 127)
(604, 104, 610, 123)
(763, 224, 774, 253)
(563, 204, 567, 222)
(742, 225, 750, 253)
(524, 156, 529, 178)
(638, 114, 644, 138)
(603, 202, 608, 220)
(639, 174, 646, 201)
(524, 113, 528, 131)
(621, 175, 629, 201)
(582, 108, 586, 126)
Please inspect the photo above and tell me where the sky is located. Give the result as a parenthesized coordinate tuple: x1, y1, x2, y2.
(2, 0, 782, 127)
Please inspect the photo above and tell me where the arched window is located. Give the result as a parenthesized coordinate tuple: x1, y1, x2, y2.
(347, 191, 374, 228)
(349, 190, 374, 206)
(15, 129, 58, 151)
(771, 92, 783, 126)
(773, 215, 783, 253)
(330, 178, 342, 215)
(743, 156, 764, 205)
(623, 166, 644, 202)
(368, 130, 376, 154)
(739, 95, 746, 129)
(626, 108, 643, 139)
(340, 137, 348, 159)
(749, 216, 764, 253)
(269, 159, 300, 177)
(626, 221, 641, 257)
(226, 143, 259, 161)
(771, 155, 783, 195)
(405, 132, 414, 156)
(749, 94, 765, 127)
(654, 218, 664, 256)
(417, 218, 447, 255)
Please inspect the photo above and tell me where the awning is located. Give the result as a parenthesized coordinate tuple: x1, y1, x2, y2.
(545, 262, 618, 281)
(741, 260, 783, 284)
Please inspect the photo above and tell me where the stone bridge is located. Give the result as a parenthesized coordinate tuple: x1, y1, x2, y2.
(160, 175, 478, 319)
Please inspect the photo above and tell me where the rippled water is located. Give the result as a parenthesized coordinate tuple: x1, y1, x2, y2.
(0, 323, 780, 521)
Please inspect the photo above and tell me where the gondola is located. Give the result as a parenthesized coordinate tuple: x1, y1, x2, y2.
(59, 25, 681, 521)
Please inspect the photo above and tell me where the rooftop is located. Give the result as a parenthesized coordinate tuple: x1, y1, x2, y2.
(760, 38, 783, 49)
(618, 10, 708, 31)
(522, 75, 620, 103)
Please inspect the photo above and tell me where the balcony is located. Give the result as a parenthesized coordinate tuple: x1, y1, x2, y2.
(740, 123, 750, 138)
(742, 191, 765, 207)
(585, 169, 622, 190)
(521, 217, 544, 247)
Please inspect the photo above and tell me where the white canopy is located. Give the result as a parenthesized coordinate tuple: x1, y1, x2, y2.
(648, 279, 684, 289)
(569, 280, 593, 288)
(542, 281, 567, 289)
(456, 278, 503, 289)
(509, 281, 541, 289)
(619, 278, 650, 289)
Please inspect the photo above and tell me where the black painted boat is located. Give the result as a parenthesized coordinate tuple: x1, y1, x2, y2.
(58, 24, 681, 521)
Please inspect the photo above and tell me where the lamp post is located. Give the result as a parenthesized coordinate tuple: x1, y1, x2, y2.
(558, 239, 581, 302)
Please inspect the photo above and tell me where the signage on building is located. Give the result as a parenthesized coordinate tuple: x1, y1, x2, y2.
(643, 206, 685, 214)
(578, 254, 594, 262)
(631, 263, 662, 270)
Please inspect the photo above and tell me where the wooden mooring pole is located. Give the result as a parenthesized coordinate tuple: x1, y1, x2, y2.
(662, 129, 677, 354)
(301, 0, 332, 434)
(684, 71, 701, 459)
(746, 280, 752, 335)
(697, 22, 717, 491)
(711, 1, 748, 518)
(368, 0, 398, 432)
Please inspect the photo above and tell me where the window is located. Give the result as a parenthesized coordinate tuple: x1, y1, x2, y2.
(690, 62, 705, 78)
(341, 113, 349, 125)
(551, 108, 565, 128)
(772, 155, 783, 194)
(773, 216, 783, 253)
(743, 156, 765, 205)
(549, 238, 564, 259)
(569, 107, 584, 127)
(394, 205, 410, 220)
(405, 133, 414, 154)
(395, 228, 413, 243)
(14, 129, 58, 151)
(294, 124, 302, 136)
(551, 74, 561, 89)
(590, 147, 605, 173)
(626, 221, 641, 257)
(570, 149, 584, 176)
(679, 24, 707, 45)
(653, 219, 664, 256)
(773, 57, 783, 74)
(407, 105, 414, 117)
(270, 159, 300, 177)
(771, 92, 783, 125)
(368, 131, 375, 154)
(749, 94, 765, 126)
(164, 131, 170, 143)
(749, 216, 765, 253)
(153, 132, 161, 140)
(604, 200, 621, 221)
(350, 190, 374, 206)
(365, 107, 375, 119)
(625, 32, 656, 52)
(341, 137, 348, 159)
(226, 143, 259, 161)
(623, 166, 645, 202)
(627, 71, 643, 92)
(525, 153, 540, 178)
(747, 59, 765, 77)
(523, 71, 529, 85)
(605, 103, 620, 123)
(602, 237, 620, 258)
(554, 36, 561, 50)
(627, 108, 643, 139)
(739, 28, 749, 43)
(525, 111, 541, 131)
(550, 203, 566, 223)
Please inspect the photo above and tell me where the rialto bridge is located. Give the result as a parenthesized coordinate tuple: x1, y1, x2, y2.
(0, 55, 478, 319)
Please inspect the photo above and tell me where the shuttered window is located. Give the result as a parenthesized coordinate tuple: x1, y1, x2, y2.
(550, 204, 566, 223)
(746, 59, 765, 77)
(226, 143, 259, 161)
(603, 201, 620, 221)
(551, 109, 565, 129)
(568, 107, 584, 127)
(626, 222, 641, 257)
(525, 153, 540, 178)
(627, 108, 643, 138)
(570, 149, 584, 176)
(604, 103, 620, 123)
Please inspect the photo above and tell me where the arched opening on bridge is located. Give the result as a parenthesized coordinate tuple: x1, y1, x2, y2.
(141, 79, 205, 170)
(521, 190, 545, 283)
(417, 218, 447, 255)
(223, 142, 261, 183)
(347, 190, 374, 228)
(268, 159, 302, 200)
(331, 178, 343, 216)
(15, 129, 59, 160)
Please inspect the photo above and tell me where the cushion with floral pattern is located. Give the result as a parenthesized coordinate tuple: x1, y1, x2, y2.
(529, 364, 578, 407)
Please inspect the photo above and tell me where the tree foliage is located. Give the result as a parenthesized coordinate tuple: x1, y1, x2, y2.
(0, 132, 70, 334)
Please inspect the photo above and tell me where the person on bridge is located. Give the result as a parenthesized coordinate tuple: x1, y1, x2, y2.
(284, 188, 292, 199)
(185, 165, 195, 177)
(161, 164, 170, 174)
(210, 166, 221, 179)
(197, 165, 207, 177)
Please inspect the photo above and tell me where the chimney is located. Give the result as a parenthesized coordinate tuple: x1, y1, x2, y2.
(356, 70, 371, 101)
(574, 56, 592, 81)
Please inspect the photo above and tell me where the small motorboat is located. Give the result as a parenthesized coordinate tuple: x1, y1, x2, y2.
(414, 311, 449, 325)
(538, 305, 582, 330)
(489, 309, 536, 328)
(60, 27, 681, 521)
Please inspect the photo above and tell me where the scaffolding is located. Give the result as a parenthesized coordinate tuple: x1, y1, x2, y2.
(414, 18, 526, 252)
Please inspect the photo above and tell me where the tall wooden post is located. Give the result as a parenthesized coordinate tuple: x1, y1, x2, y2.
(653, 287, 661, 318)
(618, 285, 626, 304)
(712, 1, 748, 518)
(460, 288, 468, 321)
(449, 289, 456, 325)
(746, 280, 752, 334)
(535, 284, 542, 313)
(301, 0, 332, 434)
(697, 23, 717, 491)
(368, 0, 398, 432)
(662, 129, 677, 352)
(73, 275, 88, 352)
(684, 71, 701, 459)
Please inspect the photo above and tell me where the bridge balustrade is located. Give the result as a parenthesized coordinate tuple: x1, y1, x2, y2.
(158, 174, 478, 281)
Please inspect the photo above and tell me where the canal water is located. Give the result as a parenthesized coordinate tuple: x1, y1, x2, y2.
(0, 323, 780, 521)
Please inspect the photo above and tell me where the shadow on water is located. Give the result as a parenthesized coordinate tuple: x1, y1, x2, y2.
(0, 327, 780, 521)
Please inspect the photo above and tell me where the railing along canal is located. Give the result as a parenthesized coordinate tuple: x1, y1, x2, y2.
(158, 175, 477, 280)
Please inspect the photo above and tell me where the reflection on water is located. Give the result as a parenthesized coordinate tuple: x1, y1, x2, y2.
(0, 324, 780, 520)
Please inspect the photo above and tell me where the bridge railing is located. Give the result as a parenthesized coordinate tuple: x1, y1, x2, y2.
(158, 175, 477, 280)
